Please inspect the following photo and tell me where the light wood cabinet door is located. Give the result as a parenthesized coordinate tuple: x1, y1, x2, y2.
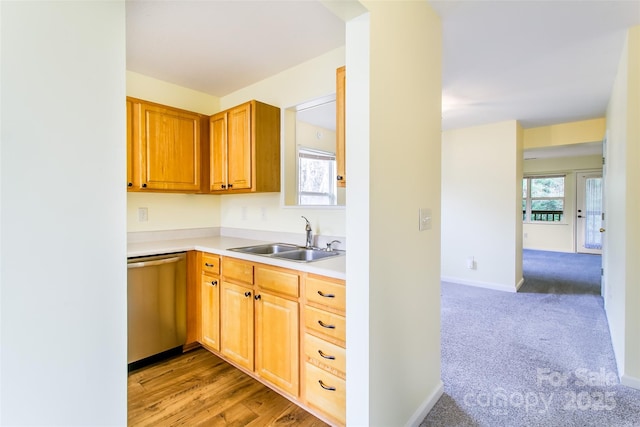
(138, 102, 201, 191)
(305, 275, 345, 312)
(209, 111, 228, 191)
(207, 100, 280, 194)
(227, 103, 252, 190)
(305, 306, 346, 344)
(126, 99, 136, 189)
(336, 66, 346, 188)
(255, 291, 299, 396)
(220, 281, 254, 370)
(305, 363, 346, 425)
(200, 274, 220, 351)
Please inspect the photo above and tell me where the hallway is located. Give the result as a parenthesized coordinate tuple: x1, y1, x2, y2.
(421, 250, 640, 426)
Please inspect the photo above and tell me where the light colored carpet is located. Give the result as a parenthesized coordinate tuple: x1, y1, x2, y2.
(421, 250, 640, 427)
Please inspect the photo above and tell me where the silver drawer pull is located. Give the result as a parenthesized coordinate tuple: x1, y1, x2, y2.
(318, 350, 335, 360)
(318, 380, 336, 391)
(317, 290, 335, 298)
(318, 320, 335, 329)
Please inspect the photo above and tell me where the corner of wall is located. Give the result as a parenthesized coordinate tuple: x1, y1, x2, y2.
(126, 70, 220, 115)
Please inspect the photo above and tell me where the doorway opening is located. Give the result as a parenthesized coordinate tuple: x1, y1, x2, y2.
(576, 172, 603, 255)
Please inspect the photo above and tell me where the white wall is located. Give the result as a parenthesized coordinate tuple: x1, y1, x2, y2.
(346, 2, 443, 425)
(345, 12, 371, 424)
(522, 155, 602, 252)
(604, 25, 640, 389)
(442, 121, 523, 292)
(126, 72, 221, 232)
(1, 1, 127, 424)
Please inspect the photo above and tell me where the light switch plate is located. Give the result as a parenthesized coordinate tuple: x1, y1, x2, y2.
(419, 208, 431, 231)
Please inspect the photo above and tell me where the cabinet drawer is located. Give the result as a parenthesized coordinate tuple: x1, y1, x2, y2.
(201, 253, 220, 275)
(305, 363, 346, 425)
(305, 276, 345, 311)
(255, 266, 299, 297)
(304, 333, 345, 377)
(305, 306, 346, 342)
(223, 257, 254, 284)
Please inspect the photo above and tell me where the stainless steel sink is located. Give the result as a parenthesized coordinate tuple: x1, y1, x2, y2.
(271, 248, 341, 262)
(228, 243, 299, 255)
(228, 243, 344, 263)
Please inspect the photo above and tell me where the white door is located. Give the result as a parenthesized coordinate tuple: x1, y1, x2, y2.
(600, 135, 608, 298)
(576, 172, 603, 255)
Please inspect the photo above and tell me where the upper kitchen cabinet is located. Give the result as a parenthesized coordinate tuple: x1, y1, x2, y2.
(335, 66, 346, 188)
(126, 98, 135, 189)
(128, 97, 207, 192)
(209, 100, 281, 194)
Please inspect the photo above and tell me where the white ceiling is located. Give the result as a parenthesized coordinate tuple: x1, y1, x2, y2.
(126, 0, 345, 97)
(431, 0, 640, 131)
(126, 0, 640, 134)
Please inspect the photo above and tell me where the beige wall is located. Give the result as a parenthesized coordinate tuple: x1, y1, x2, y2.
(127, 70, 220, 115)
(442, 121, 523, 292)
(218, 47, 346, 237)
(524, 117, 606, 148)
(523, 155, 602, 252)
(296, 121, 336, 153)
(345, 2, 443, 424)
(604, 25, 640, 389)
(126, 72, 221, 232)
(127, 49, 348, 236)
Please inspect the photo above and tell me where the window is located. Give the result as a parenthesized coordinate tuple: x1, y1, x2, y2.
(298, 147, 337, 205)
(523, 176, 565, 222)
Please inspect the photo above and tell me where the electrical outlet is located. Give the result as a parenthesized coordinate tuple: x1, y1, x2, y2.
(261, 207, 267, 221)
(138, 207, 148, 222)
(467, 256, 476, 269)
(419, 208, 432, 231)
(241, 206, 248, 221)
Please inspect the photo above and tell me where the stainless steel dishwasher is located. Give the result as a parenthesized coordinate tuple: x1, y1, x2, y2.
(127, 252, 187, 365)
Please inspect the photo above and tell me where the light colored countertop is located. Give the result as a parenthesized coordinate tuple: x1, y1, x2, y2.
(128, 235, 346, 280)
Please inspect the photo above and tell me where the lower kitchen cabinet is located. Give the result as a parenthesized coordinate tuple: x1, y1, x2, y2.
(255, 291, 299, 396)
(305, 362, 346, 425)
(220, 280, 254, 371)
(302, 274, 347, 425)
(194, 252, 345, 426)
(200, 273, 220, 351)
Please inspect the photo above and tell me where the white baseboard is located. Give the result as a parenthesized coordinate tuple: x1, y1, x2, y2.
(441, 276, 519, 293)
(621, 374, 640, 390)
(405, 380, 444, 427)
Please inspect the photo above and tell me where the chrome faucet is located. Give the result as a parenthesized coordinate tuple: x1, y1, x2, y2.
(325, 240, 341, 252)
(301, 216, 313, 248)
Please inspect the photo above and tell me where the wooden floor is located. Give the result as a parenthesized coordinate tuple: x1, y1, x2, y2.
(128, 348, 329, 426)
